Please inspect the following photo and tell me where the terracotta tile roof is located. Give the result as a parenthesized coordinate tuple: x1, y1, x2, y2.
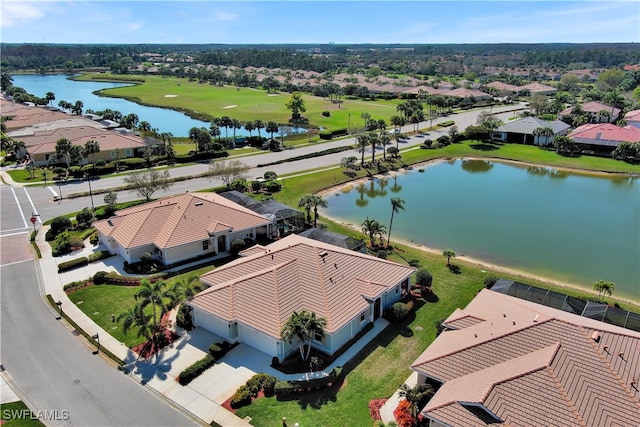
(191, 234, 415, 338)
(1, 100, 72, 129)
(411, 289, 640, 427)
(624, 109, 640, 122)
(486, 81, 520, 92)
(94, 193, 271, 250)
(519, 82, 557, 93)
(441, 87, 491, 99)
(569, 123, 640, 146)
(559, 101, 621, 117)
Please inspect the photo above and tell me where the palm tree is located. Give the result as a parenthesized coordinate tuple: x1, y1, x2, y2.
(117, 303, 151, 358)
(71, 100, 84, 116)
(361, 217, 386, 248)
(387, 197, 405, 247)
(45, 91, 55, 108)
(231, 118, 242, 147)
(398, 383, 435, 419)
(55, 138, 72, 167)
(84, 139, 100, 164)
(443, 249, 456, 266)
(356, 132, 369, 165)
(280, 310, 327, 362)
(244, 121, 255, 137)
(593, 280, 615, 301)
(266, 121, 279, 141)
(219, 116, 233, 140)
(298, 194, 315, 224)
(209, 124, 221, 143)
(134, 279, 174, 351)
(253, 119, 265, 138)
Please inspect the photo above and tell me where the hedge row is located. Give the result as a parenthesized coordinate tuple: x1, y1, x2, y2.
(230, 373, 279, 409)
(437, 120, 455, 127)
(178, 354, 216, 385)
(58, 257, 89, 272)
(88, 250, 114, 263)
(174, 150, 229, 164)
(208, 341, 235, 359)
(92, 271, 168, 286)
(257, 145, 352, 167)
(274, 366, 343, 396)
(319, 128, 348, 140)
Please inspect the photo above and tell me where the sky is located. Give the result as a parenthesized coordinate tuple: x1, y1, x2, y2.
(1, 0, 638, 45)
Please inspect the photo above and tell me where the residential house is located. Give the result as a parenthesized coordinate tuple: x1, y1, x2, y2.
(93, 193, 274, 265)
(485, 81, 520, 97)
(568, 123, 640, 153)
(518, 82, 557, 95)
(188, 234, 415, 362)
(623, 109, 640, 128)
(408, 289, 640, 427)
(559, 101, 621, 124)
(493, 116, 570, 145)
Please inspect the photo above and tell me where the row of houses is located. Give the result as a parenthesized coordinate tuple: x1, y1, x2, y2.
(492, 102, 640, 152)
(2, 97, 153, 166)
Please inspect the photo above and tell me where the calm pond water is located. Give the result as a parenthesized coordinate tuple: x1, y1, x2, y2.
(323, 159, 640, 300)
(11, 74, 307, 137)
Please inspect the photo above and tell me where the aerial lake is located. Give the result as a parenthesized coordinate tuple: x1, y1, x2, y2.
(322, 159, 640, 300)
(11, 74, 305, 137)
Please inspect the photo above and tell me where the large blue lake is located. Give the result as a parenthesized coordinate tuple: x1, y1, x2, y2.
(323, 159, 640, 300)
(11, 74, 305, 137)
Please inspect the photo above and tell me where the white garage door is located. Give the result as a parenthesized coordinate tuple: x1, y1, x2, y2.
(238, 323, 276, 356)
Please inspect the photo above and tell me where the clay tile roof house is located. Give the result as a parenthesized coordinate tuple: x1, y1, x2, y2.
(409, 289, 640, 427)
(518, 82, 558, 95)
(568, 123, 640, 150)
(486, 81, 520, 95)
(94, 193, 274, 265)
(188, 234, 415, 362)
(624, 109, 640, 128)
(493, 116, 570, 145)
(441, 87, 491, 100)
(559, 101, 621, 124)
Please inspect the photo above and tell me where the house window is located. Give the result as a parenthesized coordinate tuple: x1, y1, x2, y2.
(125, 148, 132, 157)
(314, 331, 323, 342)
(396, 286, 399, 294)
(202, 240, 209, 251)
(360, 313, 366, 323)
(111, 150, 117, 159)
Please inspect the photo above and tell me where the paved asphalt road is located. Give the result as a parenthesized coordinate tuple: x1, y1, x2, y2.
(0, 255, 198, 425)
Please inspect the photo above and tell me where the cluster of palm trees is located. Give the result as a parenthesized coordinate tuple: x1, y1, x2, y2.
(52, 137, 101, 167)
(593, 280, 615, 301)
(190, 117, 281, 152)
(117, 278, 200, 358)
(298, 194, 328, 228)
(360, 197, 405, 249)
(280, 310, 327, 363)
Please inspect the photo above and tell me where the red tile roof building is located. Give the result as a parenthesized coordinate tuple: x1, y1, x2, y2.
(94, 193, 273, 265)
(189, 234, 415, 361)
(568, 123, 640, 148)
(410, 289, 640, 427)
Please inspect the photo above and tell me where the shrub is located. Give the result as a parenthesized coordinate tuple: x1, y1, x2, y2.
(51, 216, 72, 235)
(263, 171, 278, 181)
(58, 257, 89, 272)
(386, 302, 410, 323)
(93, 271, 109, 284)
(265, 180, 282, 193)
(88, 250, 113, 263)
(437, 120, 455, 127)
(178, 354, 216, 385)
(45, 228, 57, 241)
(230, 239, 246, 255)
(484, 276, 499, 289)
(319, 130, 333, 140)
(52, 231, 72, 256)
(175, 304, 193, 330)
(75, 208, 95, 230)
(89, 231, 99, 245)
(415, 269, 433, 288)
(208, 344, 222, 357)
(262, 375, 277, 396)
(321, 111, 331, 117)
(247, 373, 271, 395)
(230, 385, 252, 409)
(437, 135, 451, 146)
(377, 250, 387, 259)
(230, 178, 249, 192)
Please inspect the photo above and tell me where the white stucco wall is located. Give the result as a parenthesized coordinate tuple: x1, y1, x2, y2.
(238, 323, 278, 357)
(192, 307, 230, 339)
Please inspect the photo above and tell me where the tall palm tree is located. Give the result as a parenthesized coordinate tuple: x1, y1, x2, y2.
(387, 197, 405, 247)
(45, 91, 55, 108)
(219, 116, 233, 140)
(298, 194, 315, 224)
(254, 119, 265, 138)
(55, 138, 72, 167)
(244, 121, 255, 137)
(361, 217, 386, 248)
(593, 280, 615, 301)
(356, 132, 369, 165)
(117, 303, 151, 359)
(134, 279, 174, 351)
(280, 310, 327, 362)
(266, 121, 279, 141)
(84, 139, 100, 164)
(231, 118, 242, 147)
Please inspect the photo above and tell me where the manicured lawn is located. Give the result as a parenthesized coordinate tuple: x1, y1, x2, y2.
(0, 401, 45, 426)
(67, 265, 213, 348)
(76, 72, 402, 130)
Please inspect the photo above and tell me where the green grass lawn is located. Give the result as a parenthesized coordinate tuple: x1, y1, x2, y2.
(77, 72, 402, 131)
(0, 401, 45, 426)
(67, 265, 213, 348)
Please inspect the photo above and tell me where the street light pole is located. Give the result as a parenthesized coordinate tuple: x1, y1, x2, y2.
(85, 173, 94, 210)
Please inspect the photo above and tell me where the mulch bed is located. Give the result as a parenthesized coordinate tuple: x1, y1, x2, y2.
(369, 398, 387, 421)
(131, 328, 180, 359)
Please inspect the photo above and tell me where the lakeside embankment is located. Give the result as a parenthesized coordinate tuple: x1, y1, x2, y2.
(319, 157, 640, 308)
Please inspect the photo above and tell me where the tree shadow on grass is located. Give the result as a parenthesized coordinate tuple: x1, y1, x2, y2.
(470, 143, 500, 151)
(448, 264, 462, 274)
